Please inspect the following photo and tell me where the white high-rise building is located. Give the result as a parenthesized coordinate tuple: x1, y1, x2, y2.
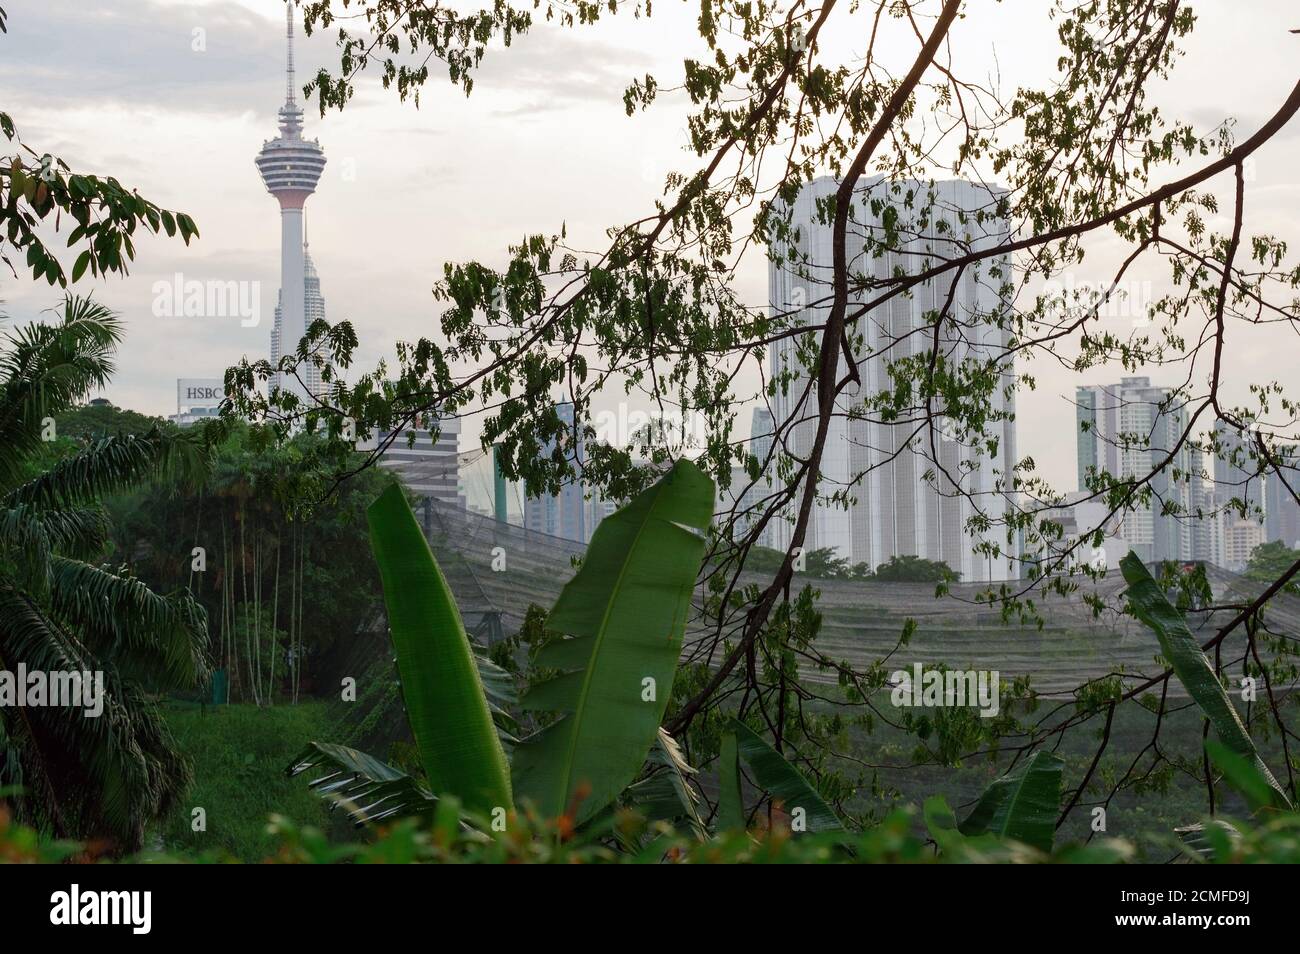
(256, 4, 326, 401)
(1075, 377, 1194, 563)
(767, 177, 1018, 582)
(1265, 455, 1300, 549)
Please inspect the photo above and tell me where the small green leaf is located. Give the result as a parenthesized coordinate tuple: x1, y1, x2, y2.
(71, 250, 91, 283)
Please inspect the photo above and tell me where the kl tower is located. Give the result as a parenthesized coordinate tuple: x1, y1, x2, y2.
(256, 2, 326, 401)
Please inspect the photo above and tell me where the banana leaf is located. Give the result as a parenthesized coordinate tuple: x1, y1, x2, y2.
(722, 718, 845, 834)
(958, 750, 1062, 852)
(1121, 552, 1291, 810)
(367, 484, 512, 815)
(286, 741, 435, 826)
(621, 728, 707, 840)
(511, 458, 714, 823)
(717, 727, 745, 832)
(1205, 738, 1286, 815)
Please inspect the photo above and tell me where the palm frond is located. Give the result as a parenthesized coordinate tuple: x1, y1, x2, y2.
(0, 504, 54, 594)
(0, 585, 188, 852)
(46, 557, 209, 689)
(32, 506, 111, 559)
(0, 505, 109, 570)
(6, 429, 209, 511)
(0, 296, 123, 485)
(0, 581, 97, 673)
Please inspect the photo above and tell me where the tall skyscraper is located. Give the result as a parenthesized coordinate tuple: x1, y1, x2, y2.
(253, 7, 461, 504)
(1187, 447, 1217, 564)
(750, 407, 775, 465)
(256, 3, 326, 400)
(1210, 425, 1264, 516)
(270, 239, 328, 396)
(767, 177, 1018, 582)
(524, 403, 610, 543)
(1265, 453, 1300, 549)
(1075, 377, 1195, 563)
(718, 406, 778, 550)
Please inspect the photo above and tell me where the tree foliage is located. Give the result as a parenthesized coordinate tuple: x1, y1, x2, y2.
(226, 0, 1300, 840)
(0, 297, 211, 853)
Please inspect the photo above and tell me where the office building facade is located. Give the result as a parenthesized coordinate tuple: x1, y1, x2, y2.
(1075, 377, 1194, 563)
(767, 177, 1018, 581)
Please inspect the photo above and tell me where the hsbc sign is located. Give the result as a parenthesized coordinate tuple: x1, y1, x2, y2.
(177, 378, 225, 410)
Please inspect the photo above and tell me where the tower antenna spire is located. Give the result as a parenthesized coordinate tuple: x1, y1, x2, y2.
(285, 1, 296, 107)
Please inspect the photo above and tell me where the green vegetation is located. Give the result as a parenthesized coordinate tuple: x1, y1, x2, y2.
(1245, 541, 1300, 594)
(3, 1, 1300, 870)
(106, 421, 394, 705)
(213, 0, 1300, 871)
(271, 460, 1291, 863)
(739, 546, 959, 583)
(155, 702, 350, 861)
(0, 297, 210, 854)
(289, 460, 717, 836)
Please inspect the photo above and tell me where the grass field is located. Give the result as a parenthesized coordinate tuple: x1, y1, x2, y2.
(156, 701, 361, 861)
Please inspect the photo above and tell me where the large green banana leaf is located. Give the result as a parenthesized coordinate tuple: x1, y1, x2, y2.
(287, 741, 435, 825)
(717, 727, 745, 832)
(511, 458, 714, 823)
(367, 483, 512, 815)
(721, 718, 845, 834)
(958, 750, 1062, 852)
(1120, 552, 1291, 810)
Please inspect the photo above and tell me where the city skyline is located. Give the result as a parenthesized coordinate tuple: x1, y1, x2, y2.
(4, 0, 1300, 881)
(3, 0, 1299, 509)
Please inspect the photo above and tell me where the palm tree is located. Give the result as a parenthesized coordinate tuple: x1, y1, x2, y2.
(0, 295, 210, 853)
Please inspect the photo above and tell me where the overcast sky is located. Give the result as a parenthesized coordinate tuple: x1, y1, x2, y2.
(2, 0, 1298, 509)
